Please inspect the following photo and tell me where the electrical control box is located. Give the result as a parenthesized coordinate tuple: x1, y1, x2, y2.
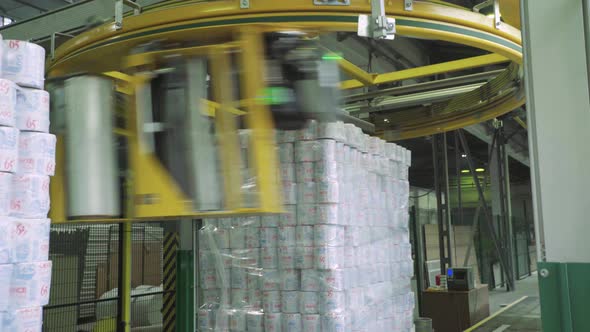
(447, 267, 475, 291)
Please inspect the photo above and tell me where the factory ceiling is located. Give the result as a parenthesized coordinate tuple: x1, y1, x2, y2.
(0, 0, 78, 21)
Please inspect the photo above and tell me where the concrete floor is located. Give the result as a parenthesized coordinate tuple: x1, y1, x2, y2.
(472, 273, 542, 332)
(489, 272, 539, 314)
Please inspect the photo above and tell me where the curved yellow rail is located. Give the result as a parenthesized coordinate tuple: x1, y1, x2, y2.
(47, 0, 521, 76)
(47, 0, 524, 140)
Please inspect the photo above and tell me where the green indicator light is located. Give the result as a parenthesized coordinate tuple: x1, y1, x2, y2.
(322, 53, 343, 60)
(259, 87, 293, 105)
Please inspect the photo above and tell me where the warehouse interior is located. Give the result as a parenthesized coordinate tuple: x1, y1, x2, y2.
(0, 0, 586, 331)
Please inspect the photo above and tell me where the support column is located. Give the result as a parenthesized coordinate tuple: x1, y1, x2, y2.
(432, 133, 453, 273)
(162, 229, 179, 332)
(458, 130, 514, 291)
(176, 220, 195, 332)
(117, 223, 132, 332)
(489, 123, 515, 290)
(521, 0, 590, 330)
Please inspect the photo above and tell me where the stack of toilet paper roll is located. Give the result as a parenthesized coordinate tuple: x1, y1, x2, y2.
(0, 35, 53, 331)
(198, 120, 414, 332)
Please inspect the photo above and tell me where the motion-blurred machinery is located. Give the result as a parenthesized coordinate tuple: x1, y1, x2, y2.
(46, 0, 524, 223)
(49, 29, 346, 222)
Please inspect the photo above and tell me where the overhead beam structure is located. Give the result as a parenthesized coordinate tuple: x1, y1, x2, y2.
(341, 53, 510, 89)
(13, 0, 48, 13)
(46, 0, 524, 141)
(464, 123, 529, 166)
(0, 0, 165, 41)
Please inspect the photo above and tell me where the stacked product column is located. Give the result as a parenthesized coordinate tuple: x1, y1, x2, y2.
(198, 120, 414, 332)
(0, 36, 54, 331)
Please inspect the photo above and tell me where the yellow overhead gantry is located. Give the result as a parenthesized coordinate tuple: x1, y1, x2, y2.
(47, 0, 523, 137)
(47, 0, 524, 223)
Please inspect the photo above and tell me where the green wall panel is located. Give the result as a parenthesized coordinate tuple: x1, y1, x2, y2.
(177, 250, 194, 332)
(538, 262, 590, 332)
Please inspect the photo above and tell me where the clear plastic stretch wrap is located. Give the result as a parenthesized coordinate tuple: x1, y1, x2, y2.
(198, 121, 414, 332)
(15, 87, 50, 133)
(9, 260, 52, 308)
(1, 306, 43, 331)
(0, 126, 18, 173)
(17, 132, 56, 176)
(0, 40, 45, 89)
(0, 173, 12, 216)
(9, 174, 50, 219)
(0, 37, 52, 331)
(0, 78, 17, 127)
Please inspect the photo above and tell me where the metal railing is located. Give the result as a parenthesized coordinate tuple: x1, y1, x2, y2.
(44, 223, 170, 331)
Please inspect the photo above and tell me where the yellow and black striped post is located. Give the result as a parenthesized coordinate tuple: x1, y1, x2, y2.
(162, 232, 179, 332)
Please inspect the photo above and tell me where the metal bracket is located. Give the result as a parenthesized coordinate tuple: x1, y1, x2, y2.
(240, 0, 250, 9)
(313, 0, 350, 5)
(357, 0, 395, 40)
(404, 0, 413, 11)
(492, 118, 503, 129)
(473, 0, 493, 12)
(50, 32, 74, 60)
(473, 0, 500, 29)
(115, 0, 142, 30)
(493, 0, 501, 29)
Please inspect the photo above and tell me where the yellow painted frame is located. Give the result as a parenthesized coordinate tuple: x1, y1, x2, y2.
(47, 0, 524, 222)
(47, 0, 522, 78)
(50, 34, 283, 223)
(340, 53, 509, 89)
(44, 0, 524, 139)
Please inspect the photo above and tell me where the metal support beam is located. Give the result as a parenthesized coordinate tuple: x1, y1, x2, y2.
(499, 125, 515, 288)
(357, 0, 395, 40)
(454, 131, 463, 235)
(117, 223, 132, 332)
(463, 204, 482, 267)
(115, 0, 142, 30)
(410, 206, 425, 315)
(176, 220, 195, 332)
(341, 53, 509, 89)
(432, 133, 453, 273)
(458, 130, 514, 291)
(13, 0, 47, 12)
(50, 32, 74, 60)
(344, 70, 503, 103)
(473, 0, 493, 13)
(493, 0, 501, 29)
(338, 58, 375, 85)
(489, 122, 515, 290)
(463, 130, 499, 268)
(464, 123, 529, 167)
(0, 0, 164, 41)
